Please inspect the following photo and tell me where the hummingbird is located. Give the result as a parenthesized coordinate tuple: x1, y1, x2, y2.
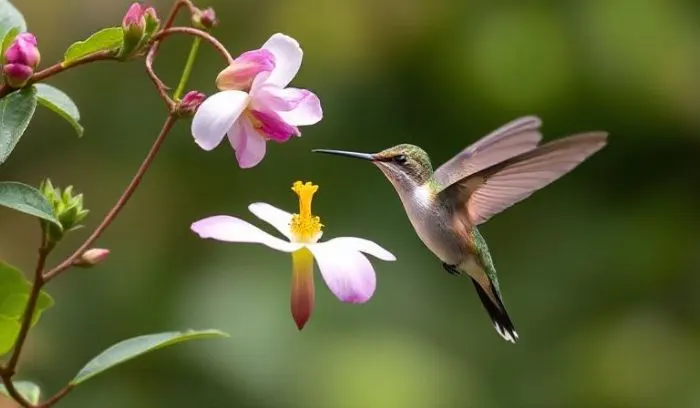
(312, 116, 607, 343)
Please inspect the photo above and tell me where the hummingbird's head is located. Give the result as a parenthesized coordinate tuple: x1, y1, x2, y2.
(312, 144, 434, 189)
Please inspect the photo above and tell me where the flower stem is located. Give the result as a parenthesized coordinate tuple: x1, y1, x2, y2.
(173, 37, 201, 100)
(152, 27, 234, 65)
(43, 114, 179, 282)
(0, 235, 51, 408)
(0, 50, 117, 99)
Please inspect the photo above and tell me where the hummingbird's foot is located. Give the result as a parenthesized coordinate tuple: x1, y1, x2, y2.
(442, 263, 460, 276)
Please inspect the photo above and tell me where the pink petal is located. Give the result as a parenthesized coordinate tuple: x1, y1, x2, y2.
(227, 118, 267, 168)
(216, 49, 275, 91)
(322, 237, 396, 261)
(191, 90, 249, 151)
(291, 248, 315, 330)
(261, 33, 302, 88)
(191, 215, 301, 252)
(254, 85, 323, 126)
(249, 109, 300, 142)
(248, 202, 293, 240)
(307, 241, 377, 303)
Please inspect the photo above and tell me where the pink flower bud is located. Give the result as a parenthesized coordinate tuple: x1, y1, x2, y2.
(178, 90, 206, 115)
(75, 248, 110, 267)
(216, 49, 275, 91)
(143, 6, 160, 32)
(193, 7, 217, 30)
(122, 3, 146, 42)
(3, 33, 40, 88)
(4, 33, 40, 67)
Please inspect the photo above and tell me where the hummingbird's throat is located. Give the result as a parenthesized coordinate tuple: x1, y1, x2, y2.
(290, 181, 323, 243)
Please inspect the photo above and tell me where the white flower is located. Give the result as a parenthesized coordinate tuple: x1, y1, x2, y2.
(191, 34, 323, 168)
(191, 181, 395, 329)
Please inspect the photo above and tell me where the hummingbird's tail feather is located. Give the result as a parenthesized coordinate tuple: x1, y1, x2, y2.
(469, 277, 518, 343)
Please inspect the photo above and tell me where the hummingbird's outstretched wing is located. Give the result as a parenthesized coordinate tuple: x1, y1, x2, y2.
(443, 132, 608, 225)
(434, 116, 543, 189)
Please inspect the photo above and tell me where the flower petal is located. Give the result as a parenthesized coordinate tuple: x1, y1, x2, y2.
(254, 85, 322, 126)
(291, 248, 315, 330)
(248, 202, 293, 240)
(191, 215, 301, 252)
(307, 242, 377, 303)
(227, 118, 267, 168)
(191, 90, 249, 151)
(250, 109, 300, 142)
(216, 49, 275, 91)
(261, 33, 302, 88)
(322, 237, 396, 261)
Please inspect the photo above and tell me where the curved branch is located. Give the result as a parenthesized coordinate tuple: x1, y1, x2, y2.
(43, 114, 179, 282)
(0, 51, 117, 98)
(152, 27, 234, 65)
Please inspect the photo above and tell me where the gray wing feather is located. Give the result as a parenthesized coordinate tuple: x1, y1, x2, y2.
(434, 116, 543, 190)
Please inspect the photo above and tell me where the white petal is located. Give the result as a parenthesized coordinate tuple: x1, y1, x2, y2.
(191, 90, 249, 151)
(254, 85, 322, 126)
(248, 202, 293, 240)
(307, 241, 377, 303)
(322, 237, 396, 261)
(227, 117, 267, 168)
(191, 215, 301, 252)
(261, 33, 303, 88)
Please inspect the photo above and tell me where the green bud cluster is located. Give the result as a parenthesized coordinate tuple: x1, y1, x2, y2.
(39, 179, 89, 244)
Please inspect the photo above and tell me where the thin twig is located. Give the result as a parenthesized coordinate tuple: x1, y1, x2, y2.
(144, 0, 204, 108)
(172, 37, 201, 100)
(0, 51, 117, 98)
(0, 236, 51, 407)
(0, 376, 32, 408)
(145, 45, 175, 109)
(6, 242, 50, 374)
(43, 114, 179, 282)
(152, 27, 234, 65)
(36, 384, 74, 408)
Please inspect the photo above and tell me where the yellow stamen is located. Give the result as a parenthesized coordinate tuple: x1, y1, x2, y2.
(289, 181, 323, 243)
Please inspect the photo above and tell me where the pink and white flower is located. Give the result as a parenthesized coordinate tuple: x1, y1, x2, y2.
(191, 34, 323, 168)
(191, 181, 395, 330)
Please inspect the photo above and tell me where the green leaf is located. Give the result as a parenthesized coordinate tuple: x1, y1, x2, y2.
(62, 27, 123, 66)
(32, 288, 53, 325)
(71, 329, 229, 385)
(34, 84, 83, 137)
(1, 26, 18, 54)
(0, 380, 41, 404)
(0, 293, 27, 318)
(0, 181, 60, 225)
(0, 0, 26, 39)
(0, 261, 54, 356)
(0, 87, 37, 164)
(0, 315, 19, 355)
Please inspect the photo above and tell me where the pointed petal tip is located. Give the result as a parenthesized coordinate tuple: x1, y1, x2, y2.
(294, 316, 308, 330)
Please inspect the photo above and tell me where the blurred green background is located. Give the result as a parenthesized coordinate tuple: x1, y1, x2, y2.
(2, 0, 700, 407)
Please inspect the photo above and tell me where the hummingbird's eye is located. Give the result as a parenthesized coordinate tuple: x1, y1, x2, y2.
(394, 154, 407, 164)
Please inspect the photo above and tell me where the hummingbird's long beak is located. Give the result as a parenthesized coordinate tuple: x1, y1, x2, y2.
(312, 149, 376, 161)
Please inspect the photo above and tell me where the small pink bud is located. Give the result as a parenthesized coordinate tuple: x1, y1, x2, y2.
(143, 6, 160, 32)
(75, 248, 110, 267)
(3, 33, 40, 88)
(3, 64, 33, 88)
(216, 49, 275, 91)
(178, 90, 206, 116)
(193, 7, 218, 30)
(122, 3, 146, 42)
